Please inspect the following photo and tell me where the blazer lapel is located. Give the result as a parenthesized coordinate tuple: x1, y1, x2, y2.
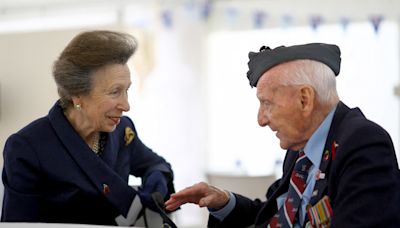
(47, 102, 136, 217)
(309, 101, 350, 205)
(101, 133, 118, 168)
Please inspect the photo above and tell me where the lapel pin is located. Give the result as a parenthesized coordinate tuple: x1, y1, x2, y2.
(316, 170, 325, 180)
(331, 140, 338, 160)
(323, 150, 329, 161)
(103, 184, 110, 194)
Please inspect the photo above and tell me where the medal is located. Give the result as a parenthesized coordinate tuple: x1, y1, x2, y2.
(307, 196, 333, 228)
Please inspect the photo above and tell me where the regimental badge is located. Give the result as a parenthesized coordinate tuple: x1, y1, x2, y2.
(307, 195, 333, 228)
(124, 127, 135, 145)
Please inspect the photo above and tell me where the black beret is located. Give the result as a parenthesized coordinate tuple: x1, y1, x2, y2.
(246, 43, 341, 87)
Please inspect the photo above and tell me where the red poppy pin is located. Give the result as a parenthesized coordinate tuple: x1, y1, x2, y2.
(323, 150, 329, 161)
(103, 184, 110, 194)
(331, 140, 338, 160)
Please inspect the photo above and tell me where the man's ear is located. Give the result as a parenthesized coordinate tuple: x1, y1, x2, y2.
(299, 85, 315, 115)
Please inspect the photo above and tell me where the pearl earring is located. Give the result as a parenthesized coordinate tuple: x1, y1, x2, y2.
(74, 104, 81, 110)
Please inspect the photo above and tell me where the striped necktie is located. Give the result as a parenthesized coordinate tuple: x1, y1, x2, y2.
(268, 150, 312, 228)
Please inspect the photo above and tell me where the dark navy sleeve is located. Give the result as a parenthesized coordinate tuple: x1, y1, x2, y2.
(121, 117, 175, 195)
(1, 134, 42, 222)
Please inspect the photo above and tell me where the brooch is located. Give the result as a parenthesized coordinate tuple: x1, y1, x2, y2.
(124, 127, 135, 145)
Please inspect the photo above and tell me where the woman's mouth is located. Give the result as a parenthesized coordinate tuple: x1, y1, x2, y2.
(109, 117, 121, 125)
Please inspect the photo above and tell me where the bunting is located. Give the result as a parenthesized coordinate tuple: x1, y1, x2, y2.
(339, 17, 350, 32)
(253, 10, 267, 29)
(161, 10, 173, 28)
(200, 0, 212, 21)
(309, 15, 323, 31)
(155, 2, 388, 35)
(225, 7, 239, 28)
(369, 15, 384, 34)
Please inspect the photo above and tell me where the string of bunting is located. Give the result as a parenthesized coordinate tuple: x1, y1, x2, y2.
(158, 2, 386, 34)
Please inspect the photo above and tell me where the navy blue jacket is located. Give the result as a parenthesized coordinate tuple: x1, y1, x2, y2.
(208, 102, 400, 228)
(1, 101, 175, 225)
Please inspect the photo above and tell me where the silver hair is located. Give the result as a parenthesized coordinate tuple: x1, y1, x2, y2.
(52, 30, 138, 109)
(276, 59, 339, 106)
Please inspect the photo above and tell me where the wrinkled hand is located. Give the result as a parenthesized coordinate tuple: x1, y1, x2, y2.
(138, 171, 168, 212)
(165, 182, 230, 211)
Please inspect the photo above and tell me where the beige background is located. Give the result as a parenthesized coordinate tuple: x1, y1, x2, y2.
(0, 30, 76, 164)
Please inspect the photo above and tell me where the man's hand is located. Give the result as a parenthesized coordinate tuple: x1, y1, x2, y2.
(165, 182, 230, 211)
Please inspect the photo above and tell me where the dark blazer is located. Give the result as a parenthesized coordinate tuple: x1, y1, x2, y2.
(209, 102, 400, 228)
(1, 101, 175, 225)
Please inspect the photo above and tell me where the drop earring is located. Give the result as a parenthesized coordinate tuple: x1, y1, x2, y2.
(74, 104, 81, 110)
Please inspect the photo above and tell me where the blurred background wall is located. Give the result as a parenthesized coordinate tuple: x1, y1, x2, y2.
(0, 0, 399, 227)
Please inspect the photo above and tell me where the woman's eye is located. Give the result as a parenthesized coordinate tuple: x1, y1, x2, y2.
(110, 90, 119, 95)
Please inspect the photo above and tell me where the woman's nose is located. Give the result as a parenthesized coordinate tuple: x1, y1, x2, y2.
(119, 93, 130, 112)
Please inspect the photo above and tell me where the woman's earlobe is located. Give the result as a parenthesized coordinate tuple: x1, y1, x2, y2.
(71, 96, 82, 109)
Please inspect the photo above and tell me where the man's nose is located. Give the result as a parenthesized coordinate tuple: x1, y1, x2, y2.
(258, 109, 269, 127)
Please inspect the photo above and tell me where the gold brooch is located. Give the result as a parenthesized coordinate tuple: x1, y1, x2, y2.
(124, 127, 135, 145)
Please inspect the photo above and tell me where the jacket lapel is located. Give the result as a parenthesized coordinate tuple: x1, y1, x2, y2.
(309, 101, 349, 205)
(47, 102, 135, 217)
(101, 133, 118, 168)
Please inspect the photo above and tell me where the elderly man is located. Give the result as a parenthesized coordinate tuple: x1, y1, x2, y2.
(165, 43, 400, 228)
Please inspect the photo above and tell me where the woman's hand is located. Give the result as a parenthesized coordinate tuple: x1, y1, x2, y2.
(138, 171, 168, 211)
